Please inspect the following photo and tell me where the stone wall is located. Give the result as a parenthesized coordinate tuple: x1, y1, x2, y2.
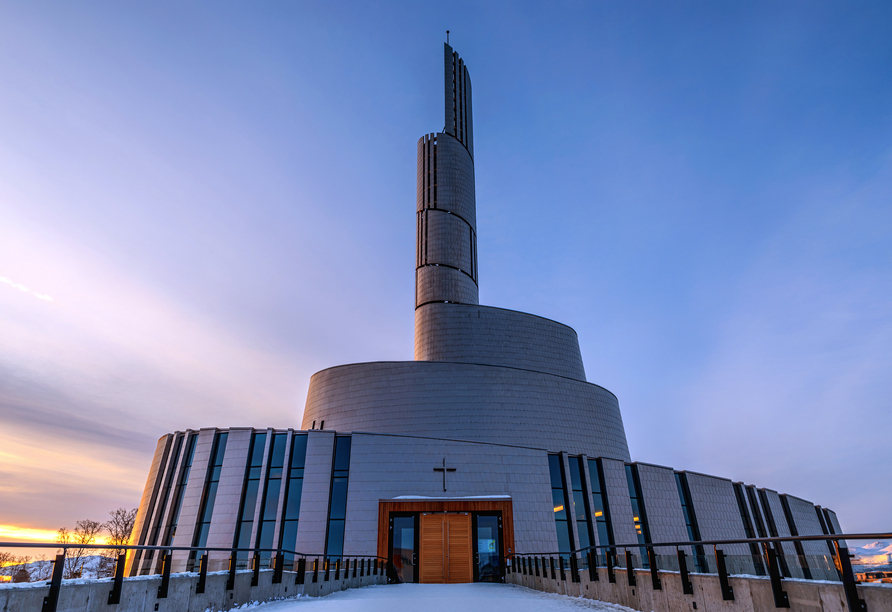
(506, 560, 892, 612)
(0, 568, 385, 612)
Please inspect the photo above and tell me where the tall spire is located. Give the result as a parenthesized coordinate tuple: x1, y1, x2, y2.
(415, 44, 478, 310)
(444, 43, 473, 159)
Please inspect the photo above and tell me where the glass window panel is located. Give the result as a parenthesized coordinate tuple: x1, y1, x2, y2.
(552, 488, 567, 519)
(284, 479, 304, 520)
(262, 479, 281, 521)
(258, 520, 275, 552)
(213, 433, 228, 465)
(270, 433, 287, 469)
(280, 521, 298, 557)
(576, 521, 591, 551)
(329, 478, 349, 520)
(195, 523, 211, 549)
(240, 479, 259, 521)
(596, 522, 610, 548)
(250, 433, 267, 466)
(548, 455, 563, 489)
(334, 437, 351, 472)
(201, 481, 218, 522)
(290, 435, 308, 469)
(573, 490, 588, 521)
(568, 458, 583, 491)
(591, 493, 606, 516)
(326, 519, 345, 558)
(236, 523, 253, 551)
(555, 521, 572, 554)
(588, 459, 602, 494)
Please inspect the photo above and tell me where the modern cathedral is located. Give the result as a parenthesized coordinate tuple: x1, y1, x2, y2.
(128, 45, 844, 585)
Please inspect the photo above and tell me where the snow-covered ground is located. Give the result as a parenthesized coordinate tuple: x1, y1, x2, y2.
(230, 583, 636, 612)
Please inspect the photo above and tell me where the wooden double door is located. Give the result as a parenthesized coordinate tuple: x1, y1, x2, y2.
(419, 512, 472, 583)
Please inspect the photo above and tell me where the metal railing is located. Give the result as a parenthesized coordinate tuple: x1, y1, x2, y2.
(506, 532, 892, 612)
(0, 541, 388, 612)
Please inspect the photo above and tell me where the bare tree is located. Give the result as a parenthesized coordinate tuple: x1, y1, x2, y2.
(57, 520, 103, 579)
(105, 508, 137, 546)
(100, 507, 137, 577)
(30, 555, 53, 581)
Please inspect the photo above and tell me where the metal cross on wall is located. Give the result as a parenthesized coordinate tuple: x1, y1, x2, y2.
(433, 457, 456, 491)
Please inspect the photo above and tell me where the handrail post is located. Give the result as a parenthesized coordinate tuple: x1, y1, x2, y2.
(324, 557, 330, 581)
(647, 546, 661, 590)
(41, 553, 65, 612)
(296, 557, 306, 584)
(108, 552, 126, 604)
(353, 557, 358, 578)
(606, 549, 616, 583)
(835, 542, 867, 612)
(335, 557, 340, 580)
(313, 557, 319, 582)
(570, 554, 579, 582)
(549, 556, 556, 580)
(715, 548, 734, 601)
(273, 552, 284, 584)
(677, 548, 693, 595)
(360, 557, 365, 577)
(195, 553, 208, 594)
(625, 549, 636, 586)
(227, 552, 237, 590)
(251, 552, 260, 587)
(157, 550, 171, 598)
(559, 556, 567, 581)
(589, 551, 598, 581)
(764, 542, 789, 608)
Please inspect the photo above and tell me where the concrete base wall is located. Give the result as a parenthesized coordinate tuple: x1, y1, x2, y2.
(506, 564, 892, 612)
(0, 568, 386, 612)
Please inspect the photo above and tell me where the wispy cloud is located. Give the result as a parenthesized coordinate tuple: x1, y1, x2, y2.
(0, 276, 53, 302)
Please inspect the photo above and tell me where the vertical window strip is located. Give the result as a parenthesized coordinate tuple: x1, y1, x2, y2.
(279, 434, 308, 562)
(548, 454, 574, 559)
(746, 486, 768, 538)
(462, 64, 469, 146)
(324, 436, 352, 560)
(432, 136, 437, 208)
(190, 432, 228, 566)
(757, 489, 791, 577)
(162, 433, 198, 547)
(587, 458, 614, 562)
(780, 496, 812, 579)
(452, 53, 458, 136)
(141, 434, 183, 573)
(429, 135, 433, 207)
(458, 59, 464, 143)
(675, 473, 706, 572)
(568, 457, 594, 558)
(233, 432, 267, 564)
(733, 483, 765, 575)
(255, 433, 287, 561)
(625, 464, 652, 568)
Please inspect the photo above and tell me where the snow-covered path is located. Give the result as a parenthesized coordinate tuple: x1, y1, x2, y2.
(235, 583, 635, 612)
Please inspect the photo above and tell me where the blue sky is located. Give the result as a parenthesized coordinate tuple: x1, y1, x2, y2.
(0, 1, 890, 537)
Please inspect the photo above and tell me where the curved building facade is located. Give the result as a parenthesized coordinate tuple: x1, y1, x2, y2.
(129, 44, 845, 585)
